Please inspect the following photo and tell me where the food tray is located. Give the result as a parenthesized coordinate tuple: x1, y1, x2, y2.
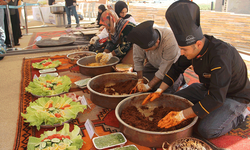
(74, 78, 91, 89)
(111, 145, 138, 150)
(39, 68, 57, 74)
(92, 132, 127, 150)
(40, 72, 59, 77)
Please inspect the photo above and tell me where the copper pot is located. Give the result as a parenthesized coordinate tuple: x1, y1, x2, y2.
(115, 93, 198, 148)
(77, 55, 119, 77)
(67, 51, 96, 64)
(87, 72, 149, 109)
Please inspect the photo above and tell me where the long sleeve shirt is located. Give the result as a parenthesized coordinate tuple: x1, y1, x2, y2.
(163, 35, 250, 118)
(133, 27, 180, 80)
(105, 22, 136, 58)
(65, 0, 76, 6)
(97, 16, 136, 40)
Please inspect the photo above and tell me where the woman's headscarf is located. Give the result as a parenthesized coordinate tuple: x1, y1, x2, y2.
(100, 10, 129, 44)
(97, 4, 107, 26)
(115, 1, 131, 19)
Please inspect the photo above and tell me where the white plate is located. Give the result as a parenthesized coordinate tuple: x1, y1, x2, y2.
(40, 72, 59, 77)
(74, 78, 91, 87)
(39, 68, 57, 74)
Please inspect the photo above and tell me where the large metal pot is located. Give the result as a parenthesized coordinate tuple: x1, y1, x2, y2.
(67, 51, 96, 64)
(50, 6, 65, 14)
(77, 55, 120, 77)
(115, 93, 198, 148)
(87, 72, 149, 109)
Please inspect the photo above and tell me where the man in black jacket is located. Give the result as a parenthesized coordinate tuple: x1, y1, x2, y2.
(143, 0, 250, 139)
(65, 0, 79, 28)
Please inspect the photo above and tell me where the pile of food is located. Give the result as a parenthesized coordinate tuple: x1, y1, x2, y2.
(21, 95, 87, 130)
(167, 137, 211, 150)
(25, 75, 72, 97)
(121, 106, 193, 132)
(94, 79, 138, 95)
(86, 62, 104, 66)
(32, 58, 61, 69)
(27, 123, 84, 150)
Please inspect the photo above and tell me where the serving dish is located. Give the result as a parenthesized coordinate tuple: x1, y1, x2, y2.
(92, 132, 127, 150)
(111, 145, 138, 150)
(27, 123, 84, 150)
(21, 95, 87, 130)
(39, 68, 57, 74)
(115, 93, 198, 148)
(67, 51, 96, 64)
(87, 72, 148, 109)
(25, 75, 71, 97)
(166, 137, 212, 150)
(40, 72, 59, 77)
(74, 78, 91, 89)
(113, 63, 133, 72)
(77, 55, 119, 77)
(32, 58, 61, 69)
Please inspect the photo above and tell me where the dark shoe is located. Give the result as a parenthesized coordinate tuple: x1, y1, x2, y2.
(65, 24, 71, 28)
(76, 24, 80, 28)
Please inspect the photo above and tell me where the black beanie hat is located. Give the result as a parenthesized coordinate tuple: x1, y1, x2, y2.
(127, 20, 159, 49)
(165, 0, 203, 46)
(115, 1, 128, 18)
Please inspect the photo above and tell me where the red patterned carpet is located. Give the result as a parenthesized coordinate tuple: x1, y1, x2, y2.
(13, 55, 250, 150)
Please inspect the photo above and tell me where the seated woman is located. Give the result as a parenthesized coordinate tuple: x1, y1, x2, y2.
(89, 1, 136, 52)
(115, 1, 136, 24)
(95, 10, 136, 64)
(96, 4, 107, 27)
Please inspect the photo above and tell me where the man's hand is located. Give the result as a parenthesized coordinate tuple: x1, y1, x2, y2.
(73, 3, 77, 6)
(89, 36, 99, 44)
(141, 88, 163, 105)
(100, 52, 113, 64)
(158, 111, 186, 129)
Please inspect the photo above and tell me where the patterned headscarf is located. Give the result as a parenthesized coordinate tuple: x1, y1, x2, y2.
(100, 10, 129, 44)
(99, 10, 119, 34)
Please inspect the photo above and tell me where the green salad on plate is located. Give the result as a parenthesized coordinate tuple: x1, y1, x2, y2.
(27, 123, 84, 150)
(32, 58, 61, 69)
(21, 95, 87, 130)
(25, 75, 72, 97)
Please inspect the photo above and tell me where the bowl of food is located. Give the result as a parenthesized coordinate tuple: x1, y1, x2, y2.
(87, 72, 148, 109)
(113, 63, 133, 72)
(92, 132, 127, 149)
(67, 51, 96, 64)
(77, 55, 120, 77)
(166, 137, 212, 150)
(115, 93, 198, 148)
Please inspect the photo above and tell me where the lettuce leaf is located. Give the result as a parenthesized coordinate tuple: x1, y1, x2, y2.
(25, 75, 72, 96)
(27, 123, 84, 150)
(32, 58, 61, 69)
(21, 95, 87, 130)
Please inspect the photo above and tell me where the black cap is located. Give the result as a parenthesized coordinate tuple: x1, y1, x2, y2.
(127, 20, 159, 49)
(165, 0, 203, 46)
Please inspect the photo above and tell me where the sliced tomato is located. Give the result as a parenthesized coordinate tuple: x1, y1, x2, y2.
(55, 113, 62, 118)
